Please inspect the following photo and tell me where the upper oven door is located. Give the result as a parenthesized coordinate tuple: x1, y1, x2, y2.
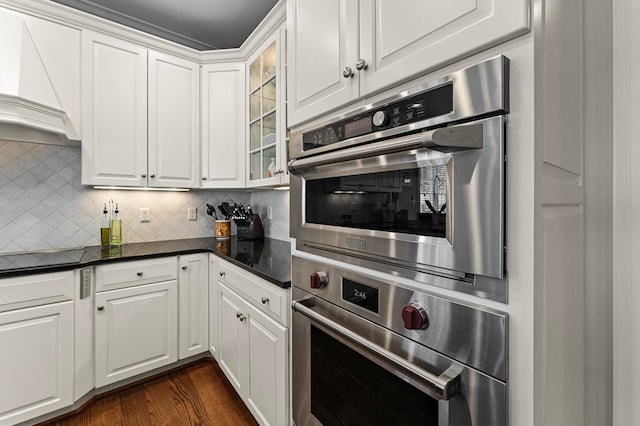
(290, 115, 505, 280)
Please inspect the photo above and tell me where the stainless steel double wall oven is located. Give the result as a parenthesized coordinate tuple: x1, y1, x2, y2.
(289, 56, 510, 426)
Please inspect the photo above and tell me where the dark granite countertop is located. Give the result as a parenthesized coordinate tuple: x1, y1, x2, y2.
(0, 237, 291, 288)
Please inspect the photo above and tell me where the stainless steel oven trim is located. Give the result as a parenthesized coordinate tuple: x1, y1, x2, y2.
(288, 122, 483, 174)
(292, 256, 508, 380)
(289, 55, 509, 160)
(297, 240, 508, 303)
(291, 286, 508, 426)
(291, 115, 505, 281)
(292, 298, 461, 400)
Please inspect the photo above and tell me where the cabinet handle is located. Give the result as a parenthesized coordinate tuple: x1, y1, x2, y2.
(141, 174, 147, 178)
(182, 265, 187, 270)
(343, 66, 354, 78)
(236, 311, 246, 321)
(150, 174, 156, 178)
(202, 177, 207, 180)
(136, 271, 143, 277)
(355, 59, 368, 71)
(261, 297, 270, 304)
(97, 305, 104, 311)
(219, 271, 226, 277)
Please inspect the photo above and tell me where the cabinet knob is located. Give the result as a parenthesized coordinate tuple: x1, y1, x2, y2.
(236, 311, 246, 321)
(141, 174, 147, 178)
(97, 305, 104, 311)
(202, 177, 207, 180)
(343, 66, 354, 78)
(136, 271, 143, 277)
(182, 265, 187, 270)
(261, 296, 270, 304)
(150, 174, 156, 178)
(355, 59, 368, 71)
(219, 271, 226, 277)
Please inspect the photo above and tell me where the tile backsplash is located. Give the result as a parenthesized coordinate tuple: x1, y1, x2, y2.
(0, 140, 289, 253)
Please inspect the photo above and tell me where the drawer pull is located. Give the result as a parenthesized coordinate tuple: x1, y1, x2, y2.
(219, 271, 226, 277)
(136, 271, 143, 277)
(97, 305, 104, 311)
(182, 266, 187, 270)
(261, 297, 270, 304)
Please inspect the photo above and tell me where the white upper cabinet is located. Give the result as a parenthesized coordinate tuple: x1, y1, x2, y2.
(287, 0, 530, 126)
(148, 51, 200, 189)
(287, 1, 359, 127)
(201, 62, 246, 188)
(82, 31, 200, 188)
(246, 26, 289, 188)
(82, 31, 147, 187)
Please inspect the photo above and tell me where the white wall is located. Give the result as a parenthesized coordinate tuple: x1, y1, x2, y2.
(613, 0, 640, 423)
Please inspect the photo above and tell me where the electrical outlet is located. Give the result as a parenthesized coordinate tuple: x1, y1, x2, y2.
(139, 207, 150, 222)
(267, 206, 273, 220)
(188, 207, 197, 221)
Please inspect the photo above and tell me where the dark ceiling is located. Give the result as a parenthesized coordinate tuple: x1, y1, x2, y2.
(50, 0, 279, 50)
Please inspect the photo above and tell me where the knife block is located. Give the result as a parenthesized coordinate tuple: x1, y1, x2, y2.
(236, 214, 265, 240)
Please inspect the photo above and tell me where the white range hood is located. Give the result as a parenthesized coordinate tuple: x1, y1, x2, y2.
(0, 11, 79, 145)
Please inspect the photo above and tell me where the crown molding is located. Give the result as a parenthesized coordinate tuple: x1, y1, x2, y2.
(0, 0, 286, 64)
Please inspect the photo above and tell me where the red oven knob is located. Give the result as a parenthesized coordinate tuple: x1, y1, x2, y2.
(402, 303, 429, 330)
(310, 271, 329, 289)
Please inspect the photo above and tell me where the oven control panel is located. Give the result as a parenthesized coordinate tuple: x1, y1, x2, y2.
(301, 83, 454, 151)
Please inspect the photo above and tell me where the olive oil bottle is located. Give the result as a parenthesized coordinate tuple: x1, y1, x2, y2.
(100, 203, 111, 247)
(110, 202, 122, 247)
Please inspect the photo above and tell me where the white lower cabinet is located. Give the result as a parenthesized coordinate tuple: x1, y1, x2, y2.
(95, 280, 178, 388)
(0, 301, 74, 425)
(216, 258, 289, 426)
(218, 284, 288, 426)
(178, 253, 209, 359)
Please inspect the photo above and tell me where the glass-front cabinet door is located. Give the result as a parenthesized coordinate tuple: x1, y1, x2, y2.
(247, 26, 288, 187)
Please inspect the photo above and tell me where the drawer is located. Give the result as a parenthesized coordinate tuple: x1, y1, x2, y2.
(218, 259, 288, 325)
(96, 257, 177, 292)
(0, 271, 74, 312)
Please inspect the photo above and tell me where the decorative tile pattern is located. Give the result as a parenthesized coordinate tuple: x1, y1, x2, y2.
(0, 140, 258, 253)
(249, 190, 290, 241)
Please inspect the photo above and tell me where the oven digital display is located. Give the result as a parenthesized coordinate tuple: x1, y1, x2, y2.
(342, 278, 379, 313)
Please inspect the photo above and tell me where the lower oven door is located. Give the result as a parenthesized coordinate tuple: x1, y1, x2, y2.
(291, 288, 507, 426)
(289, 115, 505, 280)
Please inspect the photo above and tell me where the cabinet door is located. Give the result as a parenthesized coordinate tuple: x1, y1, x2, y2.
(0, 301, 73, 425)
(287, 0, 359, 127)
(201, 63, 246, 188)
(208, 254, 219, 358)
(148, 51, 200, 188)
(358, 0, 530, 95)
(247, 33, 282, 187)
(217, 283, 247, 397)
(179, 253, 209, 359)
(82, 30, 147, 186)
(95, 281, 178, 388)
(245, 303, 288, 426)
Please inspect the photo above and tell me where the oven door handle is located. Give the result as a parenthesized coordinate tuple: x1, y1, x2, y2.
(288, 122, 482, 175)
(292, 299, 461, 400)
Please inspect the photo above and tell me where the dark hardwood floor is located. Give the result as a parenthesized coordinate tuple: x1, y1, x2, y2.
(42, 359, 258, 426)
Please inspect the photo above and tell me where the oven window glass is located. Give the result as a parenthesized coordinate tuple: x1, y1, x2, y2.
(305, 165, 447, 238)
(311, 325, 439, 425)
